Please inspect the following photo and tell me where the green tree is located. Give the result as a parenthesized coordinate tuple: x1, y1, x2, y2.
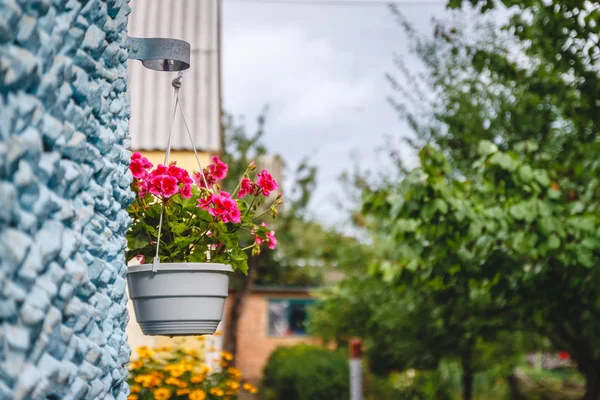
(219, 112, 369, 360)
(384, 2, 600, 398)
(363, 142, 600, 399)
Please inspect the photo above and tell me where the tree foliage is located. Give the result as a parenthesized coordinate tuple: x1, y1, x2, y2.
(379, 1, 600, 397)
(309, 2, 600, 399)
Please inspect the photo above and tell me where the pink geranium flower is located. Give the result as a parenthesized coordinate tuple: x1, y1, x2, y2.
(151, 164, 168, 177)
(148, 174, 179, 198)
(148, 176, 162, 196)
(209, 156, 228, 180)
(180, 184, 193, 199)
(252, 222, 277, 249)
(132, 152, 153, 168)
(161, 176, 179, 198)
(238, 178, 254, 198)
(138, 179, 149, 197)
(130, 160, 148, 179)
(129, 153, 153, 179)
(198, 194, 213, 210)
(256, 169, 278, 196)
(168, 164, 193, 184)
(193, 171, 216, 188)
(206, 191, 241, 223)
(266, 229, 277, 249)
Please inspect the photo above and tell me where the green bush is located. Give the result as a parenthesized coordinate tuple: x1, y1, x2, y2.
(262, 344, 349, 400)
(364, 369, 453, 400)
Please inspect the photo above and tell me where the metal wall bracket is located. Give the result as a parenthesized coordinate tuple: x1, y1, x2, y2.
(127, 37, 191, 71)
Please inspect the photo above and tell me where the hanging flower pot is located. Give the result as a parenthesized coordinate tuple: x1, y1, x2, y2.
(126, 74, 283, 336)
(127, 263, 233, 335)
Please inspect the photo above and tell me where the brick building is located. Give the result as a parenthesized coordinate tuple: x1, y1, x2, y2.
(225, 286, 320, 384)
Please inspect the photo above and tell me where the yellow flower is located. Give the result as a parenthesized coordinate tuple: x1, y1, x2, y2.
(177, 388, 190, 396)
(220, 351, 234, 361)
(226, 381, 240, 390)
(136, 346, 154, 359)
(200, 365, 212, 374)
(151, 371, 165, 379)
(195, 336, 206, 342)
(243, 383, 258, 394)
(152, 387, 171, 400)
(127, 395, 138, 400)
(165, 377, 180, 385)
(156, 345, 172, 352)
(220, 360, 229, 368)
(150, 376, 162, 388)
(209, 387, 225, 396)
(227, 367, 241, 378)
(130, 360, 144, 370)
(129, 385, 141, 394)
(190, 374, 205, 383)
(169, 366, 186, 378)
(166, 377, 188, 388)
(213, 331, 223, 336)
(134, 375, 153, 388)
(188, 389, 207, 400)
(186, 349, 199, 357)
(208, 346, 217, 352)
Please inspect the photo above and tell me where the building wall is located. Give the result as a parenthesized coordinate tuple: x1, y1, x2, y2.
(0, 1, 133, 399)
(141, 150, 215, 174)
(128, 0, 221, 153)
(230, 291, 319, 383)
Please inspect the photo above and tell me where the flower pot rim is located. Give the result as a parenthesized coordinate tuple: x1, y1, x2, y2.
(128, 262, 233, 274)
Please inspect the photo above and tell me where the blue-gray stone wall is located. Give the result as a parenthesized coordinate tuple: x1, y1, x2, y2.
(0, 0, 134, 399)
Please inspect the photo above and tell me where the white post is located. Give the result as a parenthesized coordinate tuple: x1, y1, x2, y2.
(349, 338, 363, 400)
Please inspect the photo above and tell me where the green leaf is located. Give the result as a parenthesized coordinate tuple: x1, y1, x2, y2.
(518, 165, 533, 182)
(395, 219, 421, 233)
(577, 250, 594, 268)
(478, 140, 498, 155)
(169, 222, 189, 235)
(569, 217, 595, 233)
(145, 203, 163, 218)
(174, 235, 193, 250)
(547, 234, 560, 250)
(489, 152, 519, 171)
(434, 199, 448, 215)
(229, 248, 249, 274)
(533, 170, 550, 187)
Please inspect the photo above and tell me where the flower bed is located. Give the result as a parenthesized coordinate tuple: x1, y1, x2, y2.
(127, 340, 258, 400)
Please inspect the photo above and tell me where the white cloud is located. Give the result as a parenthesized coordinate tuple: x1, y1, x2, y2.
(222, 24, 374, 127)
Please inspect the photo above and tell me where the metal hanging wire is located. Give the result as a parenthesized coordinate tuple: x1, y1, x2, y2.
(153, 72, 211, 270)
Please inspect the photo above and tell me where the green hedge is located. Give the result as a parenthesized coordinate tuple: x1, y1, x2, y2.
(262, 345, 349, 400)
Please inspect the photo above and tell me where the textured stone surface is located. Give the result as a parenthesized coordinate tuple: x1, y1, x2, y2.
(0, 1, 133, 398)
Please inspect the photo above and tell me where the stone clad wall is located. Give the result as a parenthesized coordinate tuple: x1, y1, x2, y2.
(0, 0, 133, 398)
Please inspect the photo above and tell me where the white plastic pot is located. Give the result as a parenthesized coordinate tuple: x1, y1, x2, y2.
(127, 262, 233, 336)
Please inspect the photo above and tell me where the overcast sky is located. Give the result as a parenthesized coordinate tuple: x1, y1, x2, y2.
(221, 0, 449, 226)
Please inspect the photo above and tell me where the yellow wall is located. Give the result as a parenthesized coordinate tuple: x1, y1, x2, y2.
(141, 150, 217, 173)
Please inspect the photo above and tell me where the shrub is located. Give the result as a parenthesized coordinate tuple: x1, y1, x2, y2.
(262, 344, 349, 400)
(127, 339, 258, 400)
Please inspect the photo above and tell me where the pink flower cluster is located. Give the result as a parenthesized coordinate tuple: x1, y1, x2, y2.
(130, 152, 153, 179)
(197, 191, 241, 224)
(252, 222, 277, 250)
(238, 170, 279, 198)
(129, 153, 193, 199)
(193, 156, 228, 188)
(130, 154, 282, 234)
